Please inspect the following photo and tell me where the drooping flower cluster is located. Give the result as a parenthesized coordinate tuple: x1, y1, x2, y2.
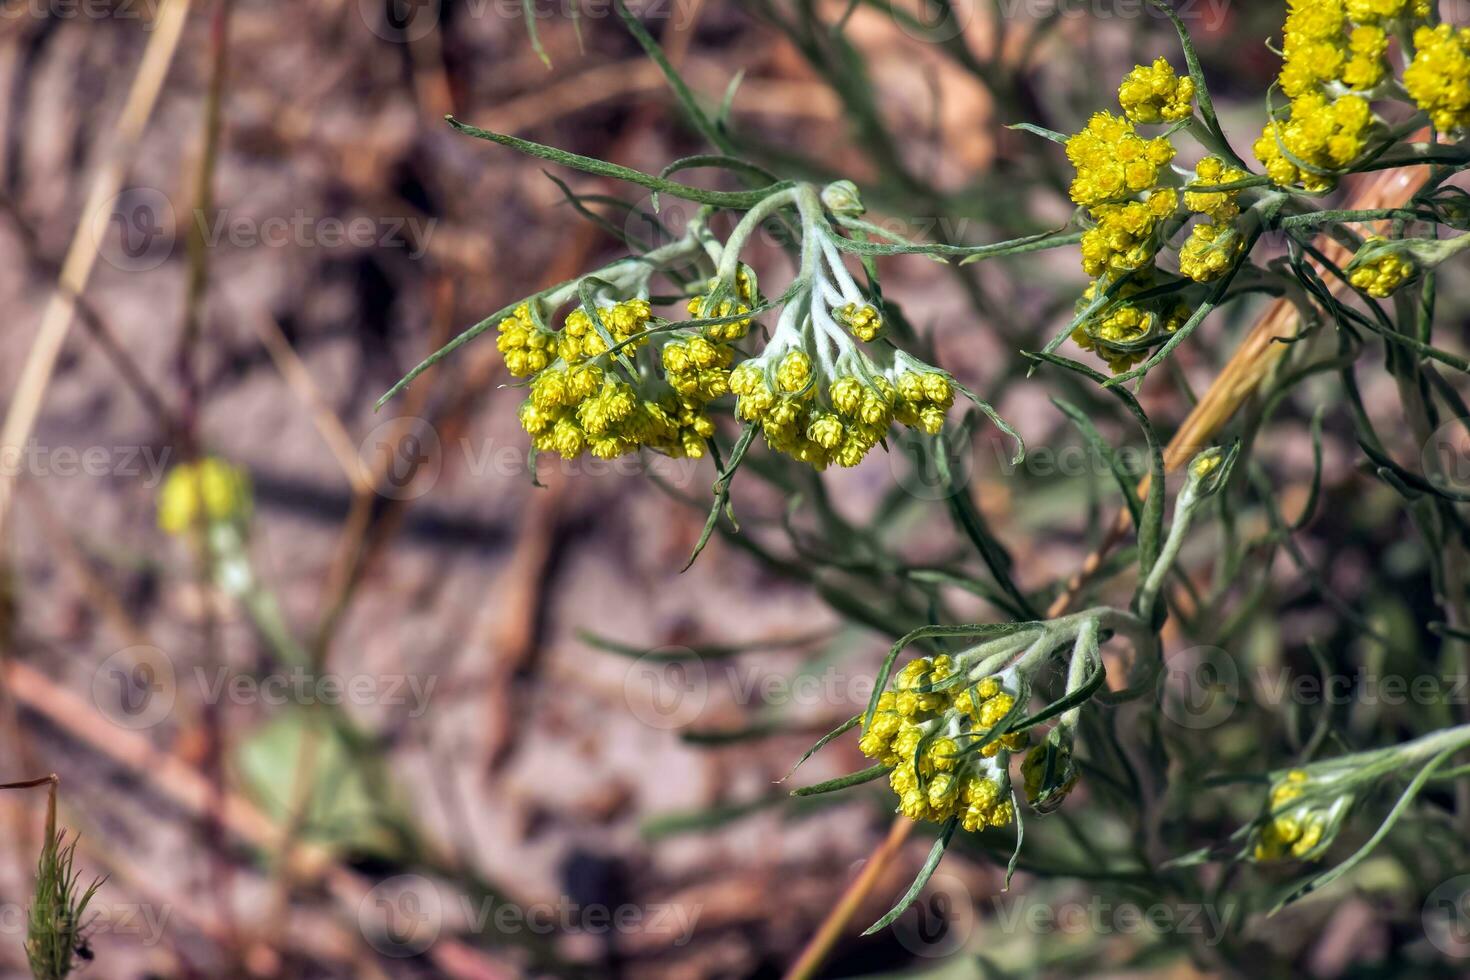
(1071, 276, 1191, 374)
(1404, 24, 1470, 132)
(511, 295, 720, 461)
(729, 346, 953, 469)
(484, 184, 971, 470)
(859, 657, 1027, 831)
(1253, 769, 1354, 862)
(1348, 235, 1417, 296)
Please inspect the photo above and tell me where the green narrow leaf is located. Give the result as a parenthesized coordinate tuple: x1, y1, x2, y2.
(446, 117, 786, 208)
(781, 714, 861, 782)
(792, 764, 889, 797)
(862, 816, 959, 935)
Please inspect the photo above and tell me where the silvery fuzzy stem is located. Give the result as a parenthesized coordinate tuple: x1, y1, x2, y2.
(718, 186, 801, 284)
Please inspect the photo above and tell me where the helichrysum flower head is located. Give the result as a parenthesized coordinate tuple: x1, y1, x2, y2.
(1023, 727, 1080, 814)
(1065, 112, 1176, 208)
(1179, 221, 1245, 283)
(1345, 0, 1430, 23)
(158, 458, 252, 535)
(860, 658, 1024, 829)
(686, 268, 758, 342)
(1118, 57, 1196, 124)
(1072, 276, 1191, 374)
(1184, 157, 1250, 225)
(1254, 92, 1376, 192)
(1079, 189, 1178, 279)
(835, 302, 883, 342)
(496, 303, 556, 377)
(560, 298, 652, 363)
(1347, 235, 1417, 297)
(1252, 769, 1355, 862)
(1404, 25, 1470, 132)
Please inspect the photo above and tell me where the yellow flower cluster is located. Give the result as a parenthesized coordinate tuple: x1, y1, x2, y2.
(686, 271, 757, 342)
(1079, 189, 1178, 279)
(661, 336, 732, 402)
(730, 353, 953, 468)
(1345, 0, 1429, 22)
(158, 457, 252, 535)
(1072, 278, 1190, 373)
(859, 657, 1022, 831)
(1118, 58, 1196, 124)
(1348, 235, 1416, 297)
(495, 304, 556, 378)
(1179, 221, 1244, 282)
(1065, 112, 1176, 208)
(836, 302, 882, 342)
(1253, 0, 1411, 190)
(893, 371, 954, 436)
(1254, 769, 1346, 861)
(1180, 157, 1249, 283)
(1184, 156, 1249, 224)
(519, 364, 712, 460)
(560, 299, 651, 363)
(1255, 92, 1374, 192)
(1404, 25, 1470, 131)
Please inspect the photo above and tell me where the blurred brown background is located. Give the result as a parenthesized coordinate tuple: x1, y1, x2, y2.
(0, 1, 1293, 977)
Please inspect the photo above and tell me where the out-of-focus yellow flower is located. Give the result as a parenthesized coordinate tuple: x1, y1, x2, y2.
(1117, 57, 1196, 124)
(1404, 25, 1470, 132)
(158, 458, 252, 535)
